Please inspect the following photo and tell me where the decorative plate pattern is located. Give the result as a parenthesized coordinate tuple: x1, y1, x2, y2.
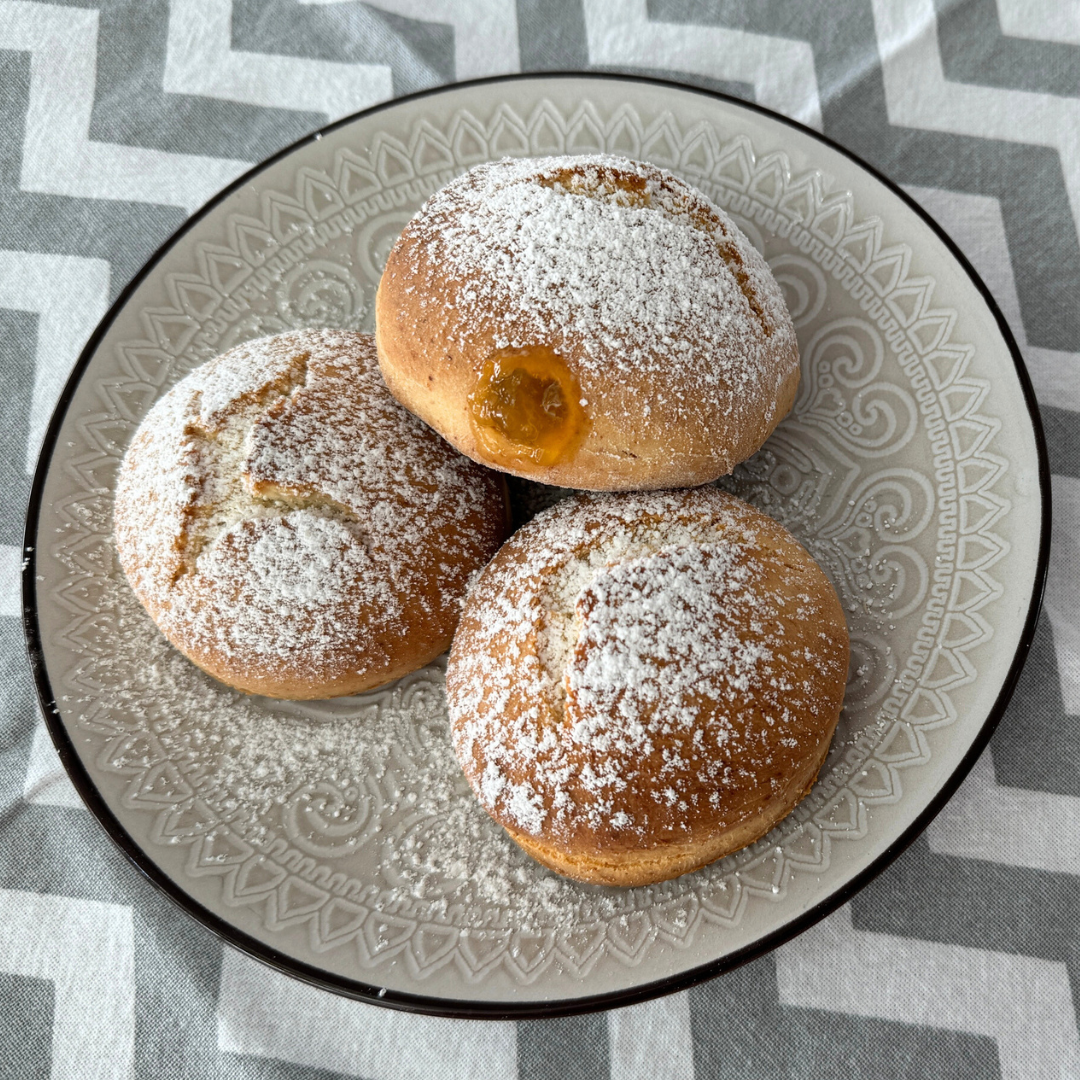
(30, 80, 1040, 1008)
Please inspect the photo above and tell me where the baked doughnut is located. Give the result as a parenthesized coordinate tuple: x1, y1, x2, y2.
(446, 488, 848, 886)
(114, 330, 509, 699)
(376, 154, 799, 491)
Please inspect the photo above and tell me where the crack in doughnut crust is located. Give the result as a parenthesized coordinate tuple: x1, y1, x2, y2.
(114, 330, 509, 699)
(376, 154, 800, 491)
(446, 488, 849, 886)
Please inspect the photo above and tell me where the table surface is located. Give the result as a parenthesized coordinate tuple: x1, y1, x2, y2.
(2, 2, 1078, 1078)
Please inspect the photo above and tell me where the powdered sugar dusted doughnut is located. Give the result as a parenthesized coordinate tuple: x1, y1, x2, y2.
(446, 488, 848, 886)
(114, 330, 509, 699)
(376, 154, 799, 491)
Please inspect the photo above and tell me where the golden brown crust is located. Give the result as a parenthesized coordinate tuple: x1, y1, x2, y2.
(376, 154, 800, 491)
(504, 743, 829, 886)
(114, 330, 509, 699)
(445, 488, 848, 886)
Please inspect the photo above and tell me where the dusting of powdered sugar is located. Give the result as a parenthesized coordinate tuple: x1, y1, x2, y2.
(195, 514, 395, 656)
(394, 154, 797, 424)
(446, 488, 847, 843)
(83, 574, 633, 933)
(568, 543, 770, 747)
(114, 329, 505, 685)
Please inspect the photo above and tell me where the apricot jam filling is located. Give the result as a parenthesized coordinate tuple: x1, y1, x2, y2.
(468, 347, 586, 468)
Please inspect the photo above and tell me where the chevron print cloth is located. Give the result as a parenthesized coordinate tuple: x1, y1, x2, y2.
(2, 1, 1079, 1077)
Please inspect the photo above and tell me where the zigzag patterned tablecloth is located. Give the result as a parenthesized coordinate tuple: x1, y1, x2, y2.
(1, 2, 1078, 1078)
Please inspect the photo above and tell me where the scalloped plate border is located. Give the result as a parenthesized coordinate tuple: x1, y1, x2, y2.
(22, 74, 1050, 1019)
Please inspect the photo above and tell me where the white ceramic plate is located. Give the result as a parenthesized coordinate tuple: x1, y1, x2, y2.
(24, 75, 1048, 1017)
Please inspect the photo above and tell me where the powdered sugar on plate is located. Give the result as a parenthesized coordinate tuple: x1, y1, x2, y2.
(92, 577, 632, 931)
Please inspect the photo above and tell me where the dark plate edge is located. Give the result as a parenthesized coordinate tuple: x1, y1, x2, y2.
(20, 71, 1052, 1020)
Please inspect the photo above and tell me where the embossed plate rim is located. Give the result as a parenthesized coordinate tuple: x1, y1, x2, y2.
(22, 73, 1050, 1019)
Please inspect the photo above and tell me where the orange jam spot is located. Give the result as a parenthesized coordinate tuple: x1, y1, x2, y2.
(468, 347, 586, 468)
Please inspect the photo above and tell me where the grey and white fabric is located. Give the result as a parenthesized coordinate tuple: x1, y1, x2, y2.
(2, 1, 1079, 1077)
